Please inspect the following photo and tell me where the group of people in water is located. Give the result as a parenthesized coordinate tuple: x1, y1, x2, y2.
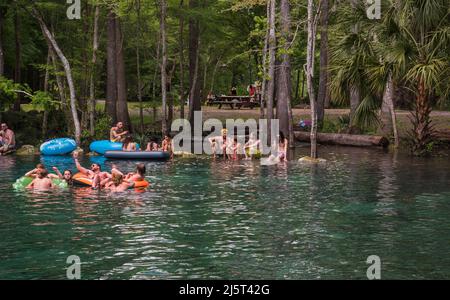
(24, 153, 147, 192)
(110, 122, 173, 155)
(208, 128, 288, 162)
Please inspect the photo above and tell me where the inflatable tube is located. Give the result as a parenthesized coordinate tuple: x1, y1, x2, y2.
(72, 173, 93, 187)
(13, 176, 68, 190)
(104, 151, 170, 160)
(40, 138, 77, 156)
(72, 173, 150, 189)
(89, 140, 141, 155)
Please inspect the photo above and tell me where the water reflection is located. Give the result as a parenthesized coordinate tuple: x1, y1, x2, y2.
(0, 147, 449, 279)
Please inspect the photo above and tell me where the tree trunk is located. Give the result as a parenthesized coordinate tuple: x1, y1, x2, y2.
(115, 17, 131, 131)
(379, 73, 399, 148)
(188, 0, 201, 125)
(0, 5, 6, 77)
(178, 0, 185, 119)
(266, 0, 276, 140)
(260, 2, 269, 121)
(136, 0, 144, 134)
(42, 50, 51, 139)
(152, 34, 161, 122)
(277, 0, 294, 149)
(49, 44, 71, 130)
(411, 77, 432, 155)
(160, 0, 168, 136)
(350, 85, 360, 127)
(106, 11, 117, 124)
(13, 10, 21, 111)
(89, 5, 100, 136)
(306, 0, 318, 158)
(31, 5, 81, 145)
(317, 0, 329, 127)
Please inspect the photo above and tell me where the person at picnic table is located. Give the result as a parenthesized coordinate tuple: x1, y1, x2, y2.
(122, 136, 137, 152)
(110, 122, 128, 143)
(73, 152, 110, 189)
(27, 169, 55, 191)
(230, 87, 237, 96)
(0, 123, 16, 156)
(207, 91, 215, 103)
(244, 132, 261, 160)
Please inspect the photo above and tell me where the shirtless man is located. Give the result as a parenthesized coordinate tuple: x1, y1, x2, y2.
(73, 152, 110, 189)
(110, 122, 128, 143)
(27, 169, 54, 190)
(0, 123, 16, 155)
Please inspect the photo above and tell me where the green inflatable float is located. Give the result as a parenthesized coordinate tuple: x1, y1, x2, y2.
(13, 176, 68, 190)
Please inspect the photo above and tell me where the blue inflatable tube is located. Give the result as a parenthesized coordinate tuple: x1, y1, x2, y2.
(90, 140, 140, 155)
(40, 138, 77, 156)
(104, 151, 170, 160)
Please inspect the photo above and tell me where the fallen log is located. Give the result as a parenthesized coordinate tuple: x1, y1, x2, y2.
(294, 131, 389, 148)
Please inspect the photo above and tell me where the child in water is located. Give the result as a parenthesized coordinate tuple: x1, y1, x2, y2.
(27, 169, 54, 190)
(210, 138, 217, 159)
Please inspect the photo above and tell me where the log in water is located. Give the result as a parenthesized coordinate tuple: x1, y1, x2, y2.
(294, 131, 389, 147)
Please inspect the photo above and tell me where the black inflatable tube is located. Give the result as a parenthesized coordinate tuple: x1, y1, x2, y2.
(104, 151, 170, 160)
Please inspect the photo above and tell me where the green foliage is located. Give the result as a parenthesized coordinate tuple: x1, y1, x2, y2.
(0, 76, 21, 110)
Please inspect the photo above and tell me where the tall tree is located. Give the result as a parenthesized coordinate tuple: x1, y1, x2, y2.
(115, 16, 131, 130)
(260, 0, 270, 120)
(160, 0, 168, 135)
(188, 0, 201, 125)
(277, 0, 294, 148)
(106, 10, 117, 124)
(89, 4, 100, 136)
(28, 4, 81, 145)
(306, 0, 319, 158)
(178, 0, 185, 119)
(317, 0, 329, 127)
(13, 8, 21, 111)
(135, 0, 144, 133)
(0, 4, 6, 77)
(266, 0, 276, 140)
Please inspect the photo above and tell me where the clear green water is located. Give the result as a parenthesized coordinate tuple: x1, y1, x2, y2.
(0, 147, 449, 279)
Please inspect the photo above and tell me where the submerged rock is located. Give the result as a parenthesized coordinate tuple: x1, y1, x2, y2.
(298, 156, 327, 164)
(173, 151, 196, 158)
(16, 145, 37, 156)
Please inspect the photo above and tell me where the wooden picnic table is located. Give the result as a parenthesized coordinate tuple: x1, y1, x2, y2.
(208, 95, 260, 110)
